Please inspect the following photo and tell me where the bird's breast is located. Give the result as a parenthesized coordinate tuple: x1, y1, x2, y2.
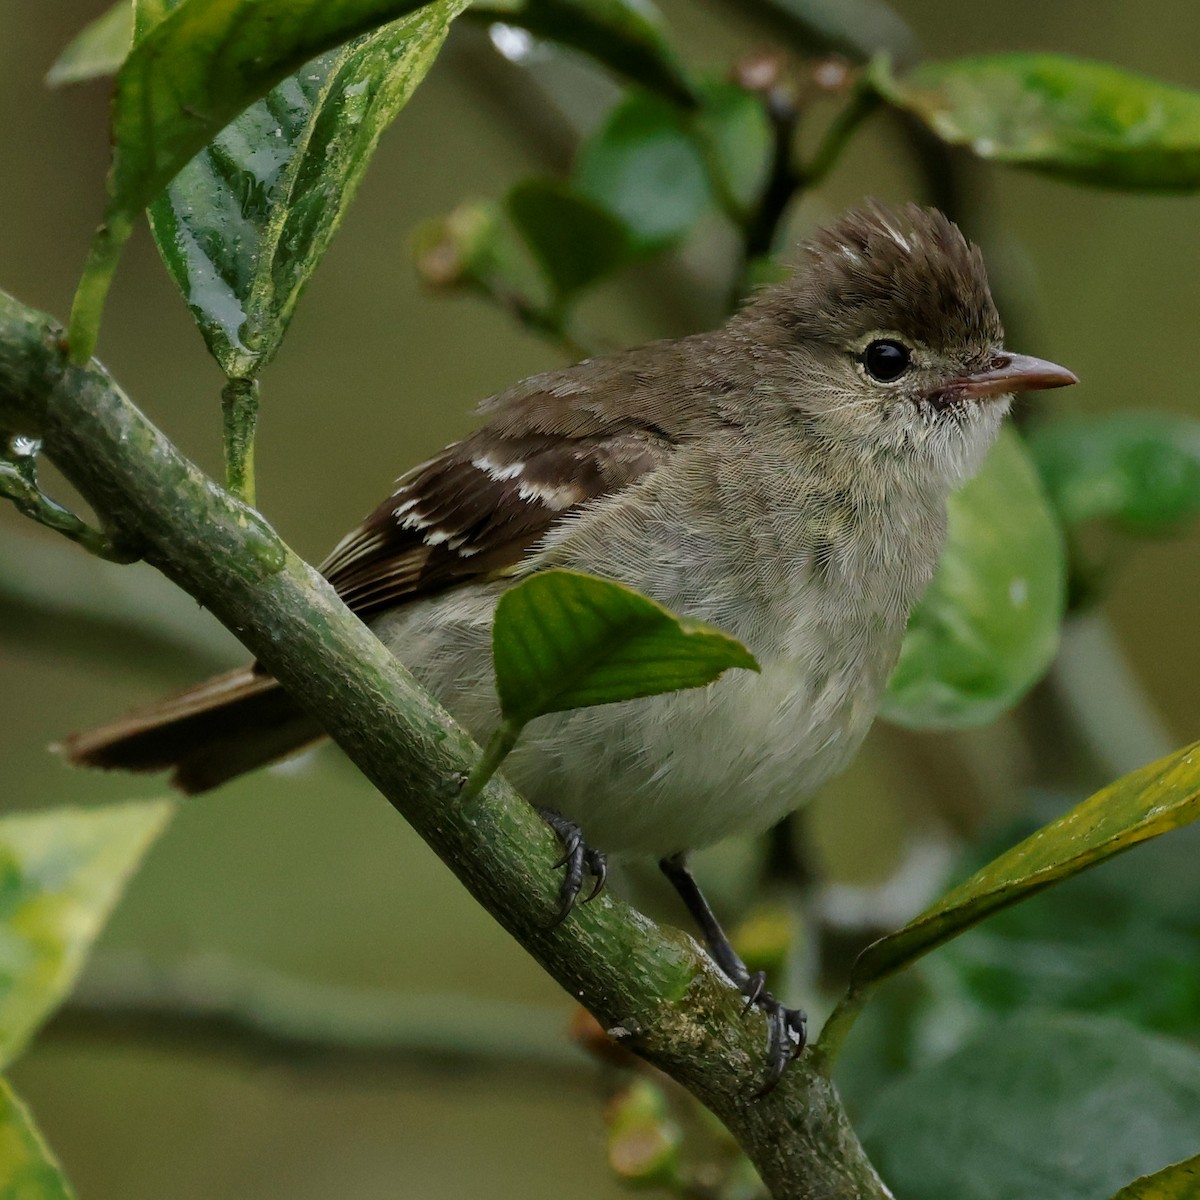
(514, 443, 948, 853)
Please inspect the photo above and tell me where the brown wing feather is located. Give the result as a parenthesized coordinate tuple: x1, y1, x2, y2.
(64, 337, 709, 790)
(319, 389, 680, 621)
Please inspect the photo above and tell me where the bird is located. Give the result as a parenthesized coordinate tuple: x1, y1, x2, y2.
(63, 202, 1077, 1087)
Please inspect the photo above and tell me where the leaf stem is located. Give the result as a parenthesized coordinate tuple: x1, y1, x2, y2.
(68, 212, 134, 365)
(797, 84, 880, 190)
(221, 376, 259, 506)
(460, 719, 522, 804)
(739, 85, 802, 268)
(810, 985, 872, 1075)
(489, 284, 594, 360)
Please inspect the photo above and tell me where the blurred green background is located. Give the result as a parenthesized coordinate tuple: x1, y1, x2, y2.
(2, 1, 1199, 1196)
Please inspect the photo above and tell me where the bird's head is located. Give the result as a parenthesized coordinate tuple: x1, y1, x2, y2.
(736, 202, 1076, 488)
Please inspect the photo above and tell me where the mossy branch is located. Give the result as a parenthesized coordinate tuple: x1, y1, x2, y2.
(0, 289, 887, 1200)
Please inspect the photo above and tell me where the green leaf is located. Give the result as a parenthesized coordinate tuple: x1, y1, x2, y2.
(45, 1, 132, 87)
(847, 738, 1200, 992)
(492, 569, 759, 727)
(736, 0, 916, 67)
(134, 0, 171, 37)
(943, 817, 1200, 1040)
(0, 1079, 76, 1200)
(574, 92, 714, 251)
(1110, 1155, 1200, 1199)
(506, 180, 631, 302)
(882, 428, 1066, 730)
(693, 81, 772, 220)
(1029, 413, 1200, 536)
(146, 2, 465, 379)
(873, 53, 1200, 191)
(859, 1014, 1200, 1200)
(68, 0, 470, 362)
(469, 0, 696, 107)
(0, 801, 174, 1066)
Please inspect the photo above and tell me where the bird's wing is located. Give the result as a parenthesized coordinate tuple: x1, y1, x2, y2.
(319, 371, 681, 621)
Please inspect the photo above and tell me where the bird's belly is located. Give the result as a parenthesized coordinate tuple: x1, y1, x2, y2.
(503, 623, 887, 855)
(373, 574, 900, 857)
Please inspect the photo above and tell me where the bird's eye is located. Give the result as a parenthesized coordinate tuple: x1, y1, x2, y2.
(861, 339, 912, 383)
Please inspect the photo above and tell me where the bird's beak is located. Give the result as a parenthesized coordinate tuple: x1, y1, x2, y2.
(946, 353, 1079, 402)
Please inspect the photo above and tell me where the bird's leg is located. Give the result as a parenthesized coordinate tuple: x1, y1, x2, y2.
(537, 808, 608, 925)
(659, 852, 807, 1092)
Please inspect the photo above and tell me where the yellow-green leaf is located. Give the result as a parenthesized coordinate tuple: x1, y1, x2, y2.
(874, 54, 1200, 191)
(68, 0, 464, 362)
(147, 1, 466, 379)
(492, 569, 758, 727)
(1110, 1155, 1200, 1199)
(0, 801, 174, 1066)
(0, 1079, 76, 1200)
(849, 739, 1200, 991)
(45, 1, 133, 88)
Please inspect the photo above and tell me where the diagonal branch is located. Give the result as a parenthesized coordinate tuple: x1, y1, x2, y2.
(0, 289, 887, 1200)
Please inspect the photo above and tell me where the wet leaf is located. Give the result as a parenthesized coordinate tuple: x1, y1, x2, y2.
(45, 1, 132, 87)
(506, 180, 631, 301)
(882, 428, 1065, 729)
(1110, 1155, 1200, 1199)
(848, 738, 1200, 991)
(70, 0, 468, 361)
(0, 1080, 76, 1200)
(146, 1, 466, 378)
(0, 802, 174, 1066)
(874, 54, 1200, 191)
(575, 92, 714, 251)
(860, 1013, 1200, 1200)
(470, 0, 696, 107)
(1029, 413, 1200, 536)
(493, 569, 758, 727)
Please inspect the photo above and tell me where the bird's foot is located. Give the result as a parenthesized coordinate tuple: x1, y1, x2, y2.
(739, 970, 807, 1097)
(657, 852, 807, 1094)
(537, 808, 607, 926)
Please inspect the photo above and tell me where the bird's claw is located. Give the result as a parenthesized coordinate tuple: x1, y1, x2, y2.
(538, 809, 607, 926)
(741, 969, 767, 1014)
(739, 975, 807, 1097)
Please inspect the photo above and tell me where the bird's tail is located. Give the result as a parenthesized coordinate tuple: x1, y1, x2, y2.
(59, 667, 325, 795)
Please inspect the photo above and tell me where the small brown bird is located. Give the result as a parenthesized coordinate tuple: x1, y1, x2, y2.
(65, 203, 1076, 1085)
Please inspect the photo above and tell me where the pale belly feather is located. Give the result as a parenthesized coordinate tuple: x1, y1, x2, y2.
(371, 439, 939, 856)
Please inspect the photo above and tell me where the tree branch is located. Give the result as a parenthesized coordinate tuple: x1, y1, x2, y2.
(48, 954, 589, 1079)
(0, 290, 888, 1200)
